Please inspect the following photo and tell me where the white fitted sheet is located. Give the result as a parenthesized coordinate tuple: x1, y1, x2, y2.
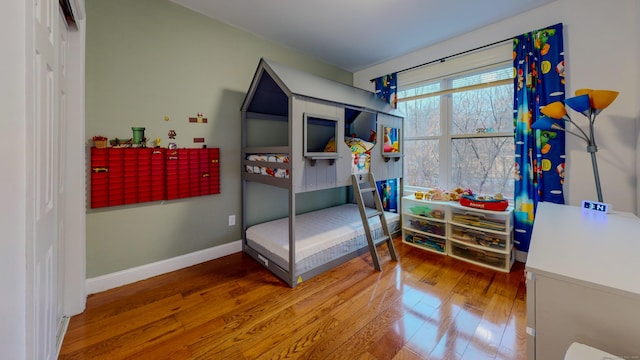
(246, 204, 399, 273)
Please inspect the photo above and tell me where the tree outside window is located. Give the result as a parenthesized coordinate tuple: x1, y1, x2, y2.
(398, 65, 514, 196)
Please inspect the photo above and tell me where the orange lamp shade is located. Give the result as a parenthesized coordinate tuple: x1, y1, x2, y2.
(575, 88, 593, 97)
(540, 101, 567, 119)
(591, 90, 619, 110)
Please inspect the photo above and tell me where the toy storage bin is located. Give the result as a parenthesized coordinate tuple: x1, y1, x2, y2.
(403, 217, 446, 237)
(404, 200, 447, 220)
(449, 242, 509, 270)
(449, 224, 509, 251)
(449, 205, 510, 232)
(403, 229, 446, 254)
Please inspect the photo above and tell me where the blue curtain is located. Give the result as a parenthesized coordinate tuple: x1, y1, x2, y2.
(513, 23, 565, 252)
(374, 73, 398, 109)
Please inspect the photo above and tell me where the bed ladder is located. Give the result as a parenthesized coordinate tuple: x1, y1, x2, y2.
(352, 173, 398, 271)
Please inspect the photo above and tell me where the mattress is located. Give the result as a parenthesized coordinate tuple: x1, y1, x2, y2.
(246, 203, 400, 274)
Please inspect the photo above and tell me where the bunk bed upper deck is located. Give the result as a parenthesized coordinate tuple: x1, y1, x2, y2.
(241, 58, 403, 192)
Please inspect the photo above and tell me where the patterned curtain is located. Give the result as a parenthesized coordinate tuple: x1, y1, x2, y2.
(513, 23, 565, 252)
(374, 73, 398, 108)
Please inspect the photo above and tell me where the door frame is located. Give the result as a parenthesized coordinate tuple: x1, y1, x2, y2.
(60, 0, 87, 318)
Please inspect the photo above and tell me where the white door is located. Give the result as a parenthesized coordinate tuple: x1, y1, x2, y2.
(56, 10, 69, 351)
(30, 0, 63, 358)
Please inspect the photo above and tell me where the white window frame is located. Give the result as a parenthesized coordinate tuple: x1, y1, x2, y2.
(398, 43, 513, 195)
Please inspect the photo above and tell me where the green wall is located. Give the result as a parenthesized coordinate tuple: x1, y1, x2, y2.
(85, 0, 352, 277)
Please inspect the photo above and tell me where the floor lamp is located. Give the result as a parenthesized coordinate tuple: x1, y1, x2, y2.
(531, 89, 619, 202)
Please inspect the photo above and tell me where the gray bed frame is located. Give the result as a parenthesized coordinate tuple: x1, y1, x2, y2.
(240, 58, 403, 287)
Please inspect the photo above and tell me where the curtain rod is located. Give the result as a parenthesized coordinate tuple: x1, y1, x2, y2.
(369, 37, 513, 82)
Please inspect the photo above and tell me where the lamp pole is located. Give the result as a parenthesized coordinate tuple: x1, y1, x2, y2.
(587, 112, 603, 202)
(587, 145, 603, 202)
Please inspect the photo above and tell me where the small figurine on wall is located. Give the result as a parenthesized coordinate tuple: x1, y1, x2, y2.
(168, 129, 176, 139)
(189, 112, 208, 123)
(154, 138, 161, 148)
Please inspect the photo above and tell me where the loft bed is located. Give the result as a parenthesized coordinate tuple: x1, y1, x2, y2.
(241, 58, 404, 287)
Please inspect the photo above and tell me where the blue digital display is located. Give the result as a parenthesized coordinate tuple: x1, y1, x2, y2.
(582, 200, 610, 213)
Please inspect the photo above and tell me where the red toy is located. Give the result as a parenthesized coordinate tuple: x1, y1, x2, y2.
(459, 194, 509, 211)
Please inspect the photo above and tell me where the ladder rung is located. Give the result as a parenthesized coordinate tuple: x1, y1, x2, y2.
(366, 211, 383, 219)
(359, 187, 375, 193)
(374, 236, 391, 245)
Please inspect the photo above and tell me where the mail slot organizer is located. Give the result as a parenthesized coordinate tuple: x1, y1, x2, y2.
(90, 147, 220, 208)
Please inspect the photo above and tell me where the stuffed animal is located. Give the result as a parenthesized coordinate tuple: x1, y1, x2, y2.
(426, 188, 443, 201)
(368, 130, 377, 143)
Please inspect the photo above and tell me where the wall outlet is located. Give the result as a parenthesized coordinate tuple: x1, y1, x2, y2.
(228, 215, 236, 226)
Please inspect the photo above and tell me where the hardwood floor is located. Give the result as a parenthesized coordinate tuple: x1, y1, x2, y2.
(59, 238, 527, 359)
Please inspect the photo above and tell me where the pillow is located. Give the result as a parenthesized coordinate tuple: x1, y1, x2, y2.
(344, 137, 375, 154)
(323, 137, 336, 152)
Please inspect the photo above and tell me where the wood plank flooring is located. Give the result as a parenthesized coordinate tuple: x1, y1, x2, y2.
(59, 238, 527, 359)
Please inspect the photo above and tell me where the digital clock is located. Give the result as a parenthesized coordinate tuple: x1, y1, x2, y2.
(581, 200, 611, 213)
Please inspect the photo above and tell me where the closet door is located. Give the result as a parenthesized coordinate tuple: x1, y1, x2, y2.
(30, 0, 64, 357)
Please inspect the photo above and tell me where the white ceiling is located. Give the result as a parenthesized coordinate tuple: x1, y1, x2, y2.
(171, 0, 555, 72)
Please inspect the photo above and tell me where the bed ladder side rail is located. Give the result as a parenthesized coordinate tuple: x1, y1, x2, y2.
(351, 173, 398, 271)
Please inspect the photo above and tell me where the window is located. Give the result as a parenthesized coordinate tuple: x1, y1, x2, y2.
(397, 44, 514, 197)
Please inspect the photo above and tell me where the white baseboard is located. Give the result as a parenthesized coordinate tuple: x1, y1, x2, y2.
(86, 240, 242, 295)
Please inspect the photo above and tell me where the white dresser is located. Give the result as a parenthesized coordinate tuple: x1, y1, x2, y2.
(526, 202, 640, 360)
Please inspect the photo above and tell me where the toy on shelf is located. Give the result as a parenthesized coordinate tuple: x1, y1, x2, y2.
(408, 205, 445, 220)
(109, 138, 133, 148)
(132, 127, 145, 145)
(459, 194, 509, 211)
(408, 219, 445, 236)
(92, 136, 108, 148)
(415, 187, 473, 202)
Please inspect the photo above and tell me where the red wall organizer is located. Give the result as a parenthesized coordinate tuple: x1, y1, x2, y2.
(90, 147, 220, 209)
